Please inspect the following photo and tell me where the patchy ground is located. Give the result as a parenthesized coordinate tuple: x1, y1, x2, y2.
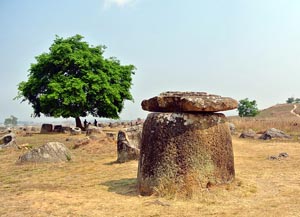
(1, 133, 300, 217)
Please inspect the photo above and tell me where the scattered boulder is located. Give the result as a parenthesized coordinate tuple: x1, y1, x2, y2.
(268, 155, 279, 160)
(16, 142, 72, 164)
(259, 128, 291, 140)
(239, 129, 257, 139)
(106, 132, 117, 140)
(53, 125, 64, 133)
(0, 133, 17, 149)
(70, 127, 81, 135)
(73, 137, 90, 149)
(86, 125, 102, 136)
(40, 124, 53, 133)
(278, 152, 289, 158)
(117, 130, 140, 163)
(268, 152, 289, 160)
(138, 91, 237, 196)
(109, 122, 121, 128)
(62, 126, 71, 133)
(98, 122, 109, 128)
(88, 135, 100, 141)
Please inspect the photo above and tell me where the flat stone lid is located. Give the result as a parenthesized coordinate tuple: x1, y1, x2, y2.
(141, 91, 238, 112)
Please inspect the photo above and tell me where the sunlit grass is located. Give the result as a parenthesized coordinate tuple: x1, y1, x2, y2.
(0, 132, 300, 216)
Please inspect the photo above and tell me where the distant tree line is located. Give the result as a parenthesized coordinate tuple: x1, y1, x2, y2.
(4, 115, 18, 126)
(286, 97, 300, 104)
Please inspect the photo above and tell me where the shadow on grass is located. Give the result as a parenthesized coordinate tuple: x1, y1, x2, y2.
(103, 161, 118, 165)
(100, 178, 138, 196)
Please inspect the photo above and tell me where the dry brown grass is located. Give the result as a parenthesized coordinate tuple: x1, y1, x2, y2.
(1, 133, 300, 216)
(228, 116, 300, 135)
(228, 103, 300, 135)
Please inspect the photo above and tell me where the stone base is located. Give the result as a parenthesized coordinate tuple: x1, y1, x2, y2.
(137, 112, 235, 196)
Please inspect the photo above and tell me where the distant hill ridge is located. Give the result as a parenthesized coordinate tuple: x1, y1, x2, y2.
(256, 103, 300, 119)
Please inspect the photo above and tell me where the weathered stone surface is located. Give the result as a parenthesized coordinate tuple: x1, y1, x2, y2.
(228, 123, 236, 135)
(239, 129, 257, 139)
(70, 127, 81, 135)
(40, 124, 53, 133)
(16, 142, 72, 164)
(137, 112, 235, 196)
(73, 137, 90, 149)
(53, 125, 64, 133)
(259, 128, 291, 140)
(117, 130, 140, 163)
(125, 125, 143, 149)
(141, 91, 238, 112)
(0, 133, 17, 149)
(86, 125, 102, 136)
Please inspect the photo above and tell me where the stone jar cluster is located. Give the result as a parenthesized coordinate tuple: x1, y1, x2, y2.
(137, 91, 238, 196)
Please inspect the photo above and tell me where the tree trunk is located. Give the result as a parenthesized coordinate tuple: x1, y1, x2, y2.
(75, 117, 83, 129)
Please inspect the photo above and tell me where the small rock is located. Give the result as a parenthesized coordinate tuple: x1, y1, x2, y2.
(73, 137, 90, 149)
(268, 155, 279, 160)
(70, 127, 81, 135)
(239, 129, 257, 139)
(278, 152, 289, 158)
(86, 125, 102, 136)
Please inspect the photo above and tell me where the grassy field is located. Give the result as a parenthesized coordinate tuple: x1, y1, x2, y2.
(228, 103, 300, 135)
(1, 131, 300, 217)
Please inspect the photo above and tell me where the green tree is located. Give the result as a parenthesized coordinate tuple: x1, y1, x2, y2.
(4, 115, 18, 126)
(286, 97, 295, 104)
(16, 35, 135, 128)
(4, 118, 12, 126)
(237, 98, 259, 117)
(295, 98, 300, 103)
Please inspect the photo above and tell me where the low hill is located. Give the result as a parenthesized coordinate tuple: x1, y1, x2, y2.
(256, 103, 299, 119)
(228, 103, 300, 134)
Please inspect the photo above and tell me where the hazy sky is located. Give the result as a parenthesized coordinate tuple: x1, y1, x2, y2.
(1, 0, 300, 123)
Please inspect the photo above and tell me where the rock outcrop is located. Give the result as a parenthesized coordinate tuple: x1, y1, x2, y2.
(137, 91, 237, 196)
(259, 128, 291, 140)
(16, 142, 72, 164)
(117, 130, 140, 163)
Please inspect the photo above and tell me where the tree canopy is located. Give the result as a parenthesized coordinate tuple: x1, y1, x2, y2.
(4, 115, 18, 126)
(16, 35, 135, 127)
(286, 97, 300, 104)
(237, 98, 259, 117)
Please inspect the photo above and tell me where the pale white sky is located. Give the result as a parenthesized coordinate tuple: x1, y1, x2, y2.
(1, 0, 300, 123)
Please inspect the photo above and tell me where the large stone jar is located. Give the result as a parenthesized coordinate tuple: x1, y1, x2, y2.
(137, 92, 237, 196)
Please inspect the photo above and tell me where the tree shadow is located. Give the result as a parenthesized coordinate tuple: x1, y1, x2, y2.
(100, 178, 138, 196)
